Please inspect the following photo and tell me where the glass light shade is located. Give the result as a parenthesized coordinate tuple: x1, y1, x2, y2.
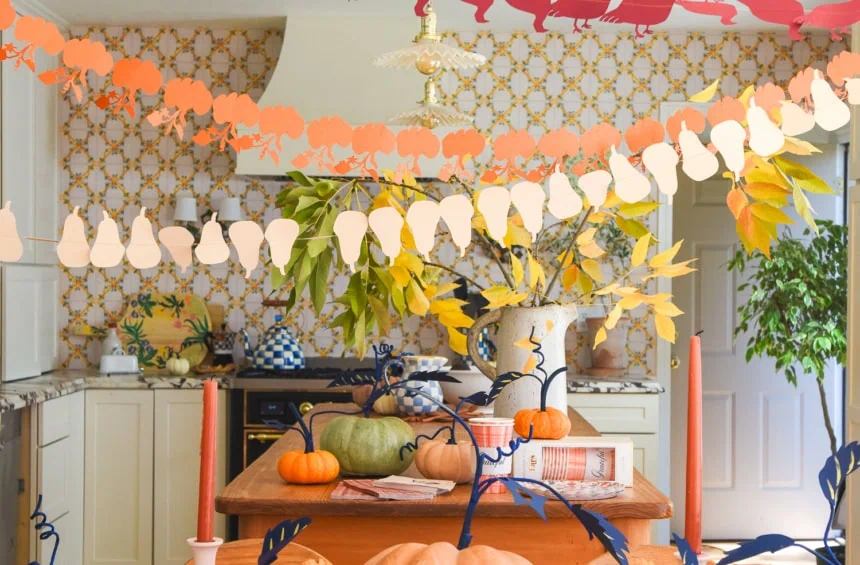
(173, 196, 199, 223)
(195, 213, 230, 265)
(373, 41, 487, 72)
(217, 197, 243, 222)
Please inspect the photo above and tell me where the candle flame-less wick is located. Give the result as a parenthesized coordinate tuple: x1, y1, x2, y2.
(695, 330, 704, 336)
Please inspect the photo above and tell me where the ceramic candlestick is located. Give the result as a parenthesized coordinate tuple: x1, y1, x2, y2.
(187, 537, 223, 565)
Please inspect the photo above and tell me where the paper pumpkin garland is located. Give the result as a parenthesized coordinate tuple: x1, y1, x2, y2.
(158, 226, 194, 273)
(57, 206, 90, 267)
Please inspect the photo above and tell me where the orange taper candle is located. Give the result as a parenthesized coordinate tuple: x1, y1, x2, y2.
(196, 380, 218, 543)
(685, 332, 703, 553)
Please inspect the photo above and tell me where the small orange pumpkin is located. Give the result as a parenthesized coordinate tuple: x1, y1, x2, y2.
(277, 449, 339, 484)
(414, 439, 476, 484)
(513, 406, 571, 440)
(353, 377, 400, 410)
(364, 542, 532, 565)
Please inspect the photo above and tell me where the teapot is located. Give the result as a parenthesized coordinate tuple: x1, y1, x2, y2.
(240, 314, 305, 370)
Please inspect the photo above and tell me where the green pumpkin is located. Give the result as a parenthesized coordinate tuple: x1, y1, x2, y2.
(320, 415, 416, 476)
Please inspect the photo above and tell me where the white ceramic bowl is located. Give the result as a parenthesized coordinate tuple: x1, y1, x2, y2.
(440, 369, 494, 408)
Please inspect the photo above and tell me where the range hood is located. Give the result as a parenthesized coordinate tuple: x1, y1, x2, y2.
(236, 16, 457, 178)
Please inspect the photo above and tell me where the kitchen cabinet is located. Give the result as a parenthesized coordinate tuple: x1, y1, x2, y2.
(852, 24, 859, 181)
(84, 389, 227, 565)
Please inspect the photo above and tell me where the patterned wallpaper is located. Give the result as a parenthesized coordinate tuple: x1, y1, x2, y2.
(58, 25, 847, 370)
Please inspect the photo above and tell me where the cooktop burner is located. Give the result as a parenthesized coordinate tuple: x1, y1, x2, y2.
(235, 367, 377, 380)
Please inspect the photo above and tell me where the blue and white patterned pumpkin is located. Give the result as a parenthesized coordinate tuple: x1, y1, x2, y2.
(241, 315, 305, 370)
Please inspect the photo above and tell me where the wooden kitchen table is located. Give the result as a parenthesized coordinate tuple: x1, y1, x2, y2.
(216, 404, 673, 564)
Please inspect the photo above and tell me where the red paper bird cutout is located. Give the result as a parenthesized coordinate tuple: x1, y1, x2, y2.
(736, 0, 805, 40)
(794, 0, 860, 41)
(675, 0, 738, 25)
(506, 0, 553, 31)
(599, 0, 676, 38)
(549, 0, 613, 33)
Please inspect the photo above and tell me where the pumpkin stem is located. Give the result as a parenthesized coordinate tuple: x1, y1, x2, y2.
(288, 403, 314, 453)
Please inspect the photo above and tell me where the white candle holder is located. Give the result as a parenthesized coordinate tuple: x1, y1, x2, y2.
(187, 537, 223, 565)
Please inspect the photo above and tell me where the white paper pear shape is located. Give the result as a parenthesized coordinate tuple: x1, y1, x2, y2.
(368, 207, 404, 266)
(510, 181, 546, 242)
(641, 142, 679, 205)
(439, 194, 474, 258)
(747, 98, 784, 157)
(333, 210, 368, 273)
(846, 78, 860, 105)
(195, 212, 230, 265)
(710, 120, 746, 180)
(406, 200, 440, 260)
(265, 218, 300, 275)
(90, 210, 125, 268)
(0, 201, 23, 262)
(679, 122, 719, 182)
(779, 101, 815, 137)
(577, 170, 611, 208)
(158, 226, 195, 273)
(546, 170, 582, 219)
(125, 207, 161, 269)
(811, 70, 850, 132)
(229, 221, 265, 278)
(477, 186, 511, 243)
(608, 145, 651, 203)
(57, 206, 90, 268)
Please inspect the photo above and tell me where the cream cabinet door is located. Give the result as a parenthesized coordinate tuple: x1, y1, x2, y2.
(2, 264, 59, 380)
(851, 25, 859, 181)
(84, 390, 154, 565)
(153, 390, 227, 565)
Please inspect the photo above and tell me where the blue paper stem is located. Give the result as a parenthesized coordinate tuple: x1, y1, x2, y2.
(29, 494, 59, 565)
(399, 425, 454, 460)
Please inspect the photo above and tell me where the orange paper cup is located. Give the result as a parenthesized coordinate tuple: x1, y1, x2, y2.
(469, 417, 514, 494)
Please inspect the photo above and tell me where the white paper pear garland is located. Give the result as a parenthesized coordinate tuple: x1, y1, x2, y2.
(641, 142, 679, 204)
(195, 213, 230, 265)
(265, 218, 300, 275)
(510, 181, 546, 242)
(333, 210, 368, 273)
(57, 206, 90, 267)
(406, 200, 440, 260)
(0, 201, 23, 262)
(477, 185, 511, 243)
(710, 120, 747, 180)
(577, 170, 611, 208)
(679, 122, 719, 182)
(368, 207, 404, 266)
(747, 98, 785, 157)
(158, 226, 194, 273)
(609, 145, 651, 203)
(125, 208, 161, 269)
(811, 70, 851, 132)
(229, 221, 265, 278)
(546, 169, 582, 219)
(439, 194, 474, 257)
(780, 101, 816, 137)
(90, 210, 125, 268)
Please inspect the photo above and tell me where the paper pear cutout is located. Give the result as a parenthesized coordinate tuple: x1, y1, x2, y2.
(57, 206, 89, 267)
(547, 170, 582, 220)
(195, 213, 230, 265)
(158, 226, 194, 273)
(333, 210, 368, 273)
(0, 201, 23, 262)
(265, 218, 300, 275)
(229, 221, 265, 278)
(439, 194, 474, 258)
(679, 122, 719, 182)
(477, 186, 511, 243)
(90, 210, 125, 268)
(710, 120, 746, 180)
(125, 207, 161, 269)
(406, 200, 440, 260)
(369, 207, 404, 266)
(642, 143, 679, 205)
(811, 70, 850, 132)
(577, 170, 611, 208)
(846, 78, 860, 105)
(609, 146, 651, 204)
(747, 98, 784, 157)
(510, 181, 546, 242)
(780, 101, 816, 137)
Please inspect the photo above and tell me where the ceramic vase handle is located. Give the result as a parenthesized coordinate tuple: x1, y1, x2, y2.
(467, 308, 501, 380)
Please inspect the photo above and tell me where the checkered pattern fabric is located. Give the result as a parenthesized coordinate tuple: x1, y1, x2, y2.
(394, 380, 444, 416)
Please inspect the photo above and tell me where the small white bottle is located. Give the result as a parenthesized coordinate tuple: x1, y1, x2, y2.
(102, 323, 123, 356)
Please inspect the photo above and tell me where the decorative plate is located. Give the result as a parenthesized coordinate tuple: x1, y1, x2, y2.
(117, 293, 211, 369)
(527, 480, 625, 501)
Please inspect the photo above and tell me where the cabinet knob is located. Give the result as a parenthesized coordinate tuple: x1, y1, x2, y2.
(670, 355, 680, 370)
(299, 402, 314, 415)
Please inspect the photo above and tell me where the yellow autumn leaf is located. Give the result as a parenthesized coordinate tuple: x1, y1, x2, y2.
(602, 191, 622, 209)
(504, 220, 532, 249)
(562, 265, 579, 291)
(618, 294, 644, 310)
(588, 211, 613, 224)
(511, 254, 524, 288)
(595, 283, 620, 296)
(528, 252, 546, 291)
(649, 240, 683, 269)
(448, 328, 468, 355)
(614, 286, 640, 295)
(581, 259, 604, 283)
(646, 262, 697, 279)
(577, 271, 594, 295)
(430, 298, 469, 314)
(750, 202, 793, 225)
(642, 293, 673, 304)
(592, 327, 608, 349)
(774, 156, 835, 194)
(482, 285, 514, 302)
(653, 301, 684, 317)
(689, 78, 720, 103)
(738, 84, 755, 109)
(395, 252, 424, 276)
(406, 279, 430, 316)
(522, 354, 537, 374)
(556, 250, 574, 268)
(793, 185, 818, 234)
(400, 223, 417, 252)
(576, 227, 598, 245)
(578, 240, 606, 259)
(655, 314, 676, 343)
(631, 233, 650, 267)
(434, 282, 463, 297)
(606, 304, 623, 330)
(618, 201, 660, 218)
(779, 136, 822, 156)
(390, 265, 411, 288)
(439, 310, 475, 329)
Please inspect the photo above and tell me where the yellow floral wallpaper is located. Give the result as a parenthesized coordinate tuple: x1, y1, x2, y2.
(58, 25, 847, 370)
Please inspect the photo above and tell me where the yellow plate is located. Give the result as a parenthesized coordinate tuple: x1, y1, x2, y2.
(117, 293, 210, 369)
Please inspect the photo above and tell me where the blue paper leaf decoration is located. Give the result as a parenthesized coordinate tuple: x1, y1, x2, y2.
(498, 478, 547, 519)
(672, 533, 699, 565)
(460, 391, 491, 407)
(716, 534, 795, 565)
(258, 517, 312, 565)
(487, 371, 524, 402)
(326, 372, 377, 388)
(570, 506, 630, 565)
(406, 370, 461, 383)
(818, 441, 860, 506)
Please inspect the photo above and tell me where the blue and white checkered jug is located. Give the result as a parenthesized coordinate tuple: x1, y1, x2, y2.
(240, 314, 305, 370)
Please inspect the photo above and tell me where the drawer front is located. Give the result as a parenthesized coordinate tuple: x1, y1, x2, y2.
(39, 395, 71, 446)
(38, 437, 71, 521)
(567, 393, 659, 434)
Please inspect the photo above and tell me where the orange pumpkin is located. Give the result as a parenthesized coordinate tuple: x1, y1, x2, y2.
(277, 449, 340, 485)
(364, 542, 532, 565)
(513, 407, 571, 440)
(414, 439, 476, 484)
(353, 377, 400, 409)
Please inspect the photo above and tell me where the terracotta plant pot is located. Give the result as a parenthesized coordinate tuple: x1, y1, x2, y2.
(586, 316, 630, 374)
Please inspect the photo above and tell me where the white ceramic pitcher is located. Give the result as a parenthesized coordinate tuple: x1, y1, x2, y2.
(467, 304, 577, 418)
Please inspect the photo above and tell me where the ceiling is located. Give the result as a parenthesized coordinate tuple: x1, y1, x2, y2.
(34, 0, 835, 32)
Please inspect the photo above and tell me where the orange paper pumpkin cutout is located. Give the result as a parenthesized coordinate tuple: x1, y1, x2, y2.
(396, 127, 440, 176)
(537, 128, 580, 177)
(439, 129, 485, 181)
(706, 96, 746, 126)
(96, 57, 163, 117)
(40, 38, 113, 102)
(3, 16, 64, 72)
(193, 92, 260, 152)
(827, 51, 860, 86)
(623, 118, 664, 154)
(788, 67, 816, 105)
(482, 129, 536, 182)
(753, 83, 786, 114)
(0, 0, 14, 30)
(293, 116, 353, 173)
(337, 123, 395, 178)
(581, 123, 621, 165)
(146, 77, 213, 139)
(666, 107, 706, 144)
(253, 105, 305, 166)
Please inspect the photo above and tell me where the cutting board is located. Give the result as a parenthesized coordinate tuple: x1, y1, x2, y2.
(116, 292, 211, 369)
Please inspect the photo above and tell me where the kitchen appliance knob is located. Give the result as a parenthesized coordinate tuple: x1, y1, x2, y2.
(670, 355, 680, 370)
(299, 402, 314, 415)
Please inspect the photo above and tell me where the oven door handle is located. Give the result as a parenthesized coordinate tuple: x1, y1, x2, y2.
(247, 433, 284, 441)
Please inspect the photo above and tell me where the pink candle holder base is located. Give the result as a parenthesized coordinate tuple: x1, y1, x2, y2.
(187, 537, 223, 565)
